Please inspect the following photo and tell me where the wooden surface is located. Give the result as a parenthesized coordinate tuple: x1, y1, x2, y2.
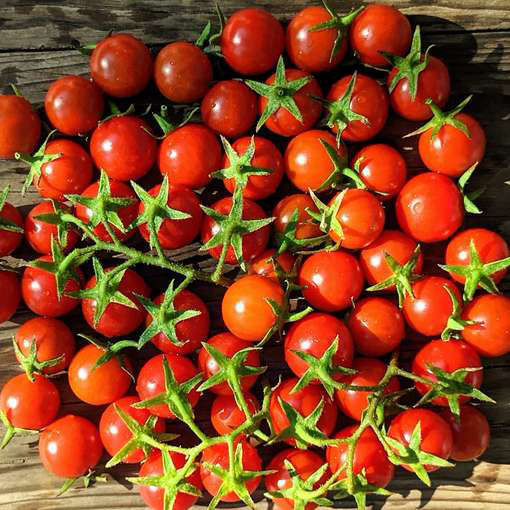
(0, 1, 510, 509)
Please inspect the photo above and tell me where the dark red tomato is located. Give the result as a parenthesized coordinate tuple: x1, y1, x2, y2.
(327, 74, 389, 142)
(440, 405, 490, 462)
(136, 353, 201, 419)
(45, 76, 104, 135)
(0, 374, 60, 430)
(403, 276, 462, 337)
(352, 144, 407, 200)
(15, 317, 76, 375)
(75, 178, 138, 243)
(221, 275, 284, 342)
(25, 201, 79, 254)
(388, 408, 453, 472)
(0, 94, 41, 159)
(0, 199, 23, 256)
(299, 250, 364, 312)
(327, 426, 394, 488)
(221, 7, 284, 76)
(349, 4, 412, 67)
(201, 440, 262, 502)
(273, 194, 323, 241)
(201, 80, 258, 138)
(154, 41, 213, 103)
(285, 130, 348, 192)
(223, 136, 284, 199)
(90, 34, 152, 98)
(336, 358, 400, 421)
(201, 197, 270, 266)
(359, 230, 424, 288)
(462, 294, 510, 357)
(198, 332, 262, 395)
(158, 124, 222, 190)
(285, 312, 354, 381)
(270, 378, 337, 446)
(139, 450, 202, 510)
(148, 290, 210, 355)
(0, 270, 20, 323)
(21, 257, 82, 317)
(81, 267, 150, 337)
(249, 249, 296, 281)
(99, 396, 166, 463)
(90, 116, 158, 181)
(347, 297, 405, 357)
(211, 393, 260, 435)
(396, 173, 464, 243)
(39, 415, 103, 478)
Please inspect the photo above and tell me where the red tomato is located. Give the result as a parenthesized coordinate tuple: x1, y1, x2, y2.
(396, 173, 464, 243)
(211, 393, 260, 435)
(45, 76, 104, 135)
(249, 249, 296, 281)
(0, 199, 23, 256)
(39, 415, 103, 478)
(221, 7, 284, 75)
(273, 194, 323, 241)
(0, 270, 20, 323)
(299, 250, 364, 312)
(154, 41, 212, 103)
(90, 34, 152, 97)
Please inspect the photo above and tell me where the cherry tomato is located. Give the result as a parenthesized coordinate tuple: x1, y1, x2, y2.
(273, 194, 322, 241)
(299, 250, 364, 312)
(39, 415, 103, 478)
(90, 34, 152, 97)
(249, 249, 295, 281)
(45, 76, 104, 135)
(0, 198, 23, 256)
(211, 393, 260, 436)
(221, 7, 284, 75)
(0, 270, 20, 323)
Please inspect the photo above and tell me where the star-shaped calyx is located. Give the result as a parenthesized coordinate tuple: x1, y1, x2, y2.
(12, 336, 64, 382)
(331, 471, 392, 510)
(0, 186, 23, 234)
(33, 199, 72, 248)
(441, 285, 476, 340)
(307, 188, 348, 243)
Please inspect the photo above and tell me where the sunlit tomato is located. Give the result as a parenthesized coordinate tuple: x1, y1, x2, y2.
(158, 124, 222, 190)
(99, 396, 166, 463)
(211, 393, 260, 435)
(90, 34, 152, 97)
(201, 80, 258, 138)
(45, 76, 104, 135)
(136, 353, 201, 419)
(90, 116, 158, 181)
(284, 130, 348, 192)
(396, 173, 463, 243)
(0, 270, 20, 323)
(285, 312, 354, 381)
(273, 194, 323, 241)
(349, 4, 411, 67)
(148, 290, 210, 355)
(440, 405, 490, 462)
(154, 41, 212, 103)
(39, 415, 103, 478)
(221, 7, 284, 75)
(352, 144, 407, 200)
(223, 136, 284, 199)
(0, 198, 23, 256)
(327, 74, 389, 142)
(249, 249, 296, 281)
(299, 250, 364, 312)
(15, 317, 76, 375)
(221, 275, 284, 342)
(347, 297, 405, 357)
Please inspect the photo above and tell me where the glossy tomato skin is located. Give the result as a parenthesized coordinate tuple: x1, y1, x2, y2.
(0, 270, 20, 323)
(349, 4, 412, 68)
(90, 116, 158, 181)
(39, 415, 103, 478)
(90, 34, 152, 97)
(223, 136, 284, 199)
(396, 173, 463, 243)
(0, 200, 23, 256)
(273, 194, 322, 241)
(158, 124, 222, 189)
(211, 393, 260, 435)
(248, 249, 296, 281)
(347, 297, 405, 357)
(299, 250, 364, 312)
(201, 80, 257, 138)
(154, 41, 212, 103)
(221, 7, 284, 75)
(0, 94, 41, 159)
(45, 76, 104, 135)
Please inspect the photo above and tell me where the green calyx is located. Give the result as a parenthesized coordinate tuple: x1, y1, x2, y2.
(0, 186, 23, 234)
(57, 469, 108, 497)
(33, 200, 72, 249)
(307, 188, 347, 243)
(153, 105, 200, 138)
(195, 2, 226, 56)
(332, 471, 392, 510)
(458, 162, 483, 214)
(100, 101, 138, 124)
(0, 409, 39, 449)
(12, 336, 64, 382)
(441, 285, 476, 339)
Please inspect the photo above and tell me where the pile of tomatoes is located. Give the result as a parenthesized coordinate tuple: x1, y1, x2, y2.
(0, 2, 508, 510)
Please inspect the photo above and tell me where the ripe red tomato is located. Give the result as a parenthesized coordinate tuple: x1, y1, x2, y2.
(211, 393, 260, 435)
(201, 80, 258, 138)
(396, 173, 464, 243)
(90, 34, 152, 97)
(154, 41, 212, 103)
(273, 194, 322, 241)
(90, 116, 158, 181)
(0, 199, 23, 256)
(248, 249, 296, 281)
(221, 7, 284, 75)
(0, 270, 20, 323)
(299, 250, 364, 312)
(39, 415, 103, 478)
